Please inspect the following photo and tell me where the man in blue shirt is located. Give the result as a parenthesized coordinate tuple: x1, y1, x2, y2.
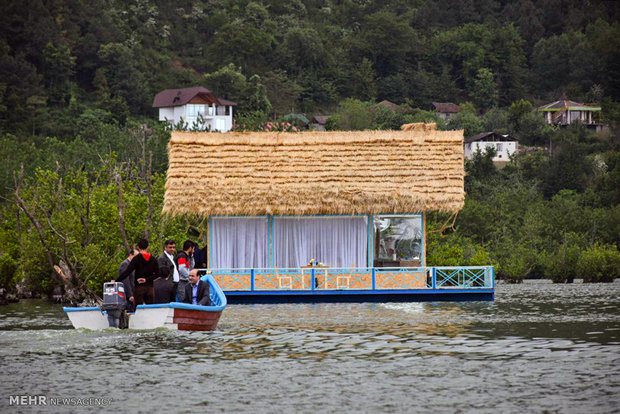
(183, 269, 210, 306)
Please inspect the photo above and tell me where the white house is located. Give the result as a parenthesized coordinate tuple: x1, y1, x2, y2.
(464, 132, 518, 162)
(152, 86, 236, 132)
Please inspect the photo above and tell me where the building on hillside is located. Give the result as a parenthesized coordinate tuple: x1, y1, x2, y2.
(431, 102, 460, 121)
(537, 93, 606, 133)
(311, 115, 330, 131)
(152, 86, 236, 132)
(161, 125, 494, 303)
(464, 132, 518, 162)
(378, 100, 400, 111)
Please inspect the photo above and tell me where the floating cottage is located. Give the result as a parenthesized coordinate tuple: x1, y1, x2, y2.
(163, 124, 494, 303)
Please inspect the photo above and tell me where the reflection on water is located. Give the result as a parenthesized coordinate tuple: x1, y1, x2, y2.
(0, 281, 619, 413)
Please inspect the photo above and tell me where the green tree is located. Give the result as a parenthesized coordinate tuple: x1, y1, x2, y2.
(263, 70, 303, 119)
(346, 11, 417, 78)
(507, 99, 552, 146)
(42, 41, 76, 106)
(204, 63, 247, 102)
(334, 98, 372, 130)
(449, 102, 484, 137)
(471, 68, 498, 110)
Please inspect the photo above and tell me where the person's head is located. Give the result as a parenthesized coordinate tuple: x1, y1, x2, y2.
(137, 239, 149, 251)
(164, 239, 176, 255)
(128, 248, 139, 260)
(189, 269, 201, 286)
(183, 240, 194, 254)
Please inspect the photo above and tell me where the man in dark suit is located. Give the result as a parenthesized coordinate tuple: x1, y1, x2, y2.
(183, 269, 210, 306)
(118, 248, 138, 312)
(154, 273, 177, 303)
(157, 239, 179, 285)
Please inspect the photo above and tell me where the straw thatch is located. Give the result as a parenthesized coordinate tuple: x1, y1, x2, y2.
(164, 124, 465, 216)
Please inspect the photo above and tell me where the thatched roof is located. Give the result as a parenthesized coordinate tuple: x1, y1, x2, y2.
(164, 124, 465, 216)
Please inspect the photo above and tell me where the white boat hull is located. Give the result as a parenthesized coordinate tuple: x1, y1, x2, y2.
(64, 275, 227, 331)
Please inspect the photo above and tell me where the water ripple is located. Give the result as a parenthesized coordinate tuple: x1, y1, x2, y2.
(0, 282, 619, 413)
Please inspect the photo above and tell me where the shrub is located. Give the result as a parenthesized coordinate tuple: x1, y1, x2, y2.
(578, 244, 620, 283)
(545, 242, 582, 283)
(0, 253, 17, 289)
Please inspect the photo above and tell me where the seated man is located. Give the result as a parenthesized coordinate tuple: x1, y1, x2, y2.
(183, 269, 210, 306)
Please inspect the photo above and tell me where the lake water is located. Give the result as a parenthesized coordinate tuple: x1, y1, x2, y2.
(0, 281, 619, 413)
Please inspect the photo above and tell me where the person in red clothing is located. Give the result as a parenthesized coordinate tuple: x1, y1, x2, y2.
(115, 239, 159, 305)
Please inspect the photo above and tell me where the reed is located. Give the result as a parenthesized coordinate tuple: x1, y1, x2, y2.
(164, 124, 465, 216)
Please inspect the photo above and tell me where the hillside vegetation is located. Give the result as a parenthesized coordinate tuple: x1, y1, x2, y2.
(0, 0, 619, 299)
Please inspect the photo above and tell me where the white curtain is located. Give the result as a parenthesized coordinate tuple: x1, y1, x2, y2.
(210, 217, 268, 268)
(274, 217, 368, 268)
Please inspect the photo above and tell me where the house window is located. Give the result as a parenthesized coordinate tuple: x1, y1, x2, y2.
(496, 143, 503, 152)
(187, 104, 205, 117)
(373, 215, 422, 266)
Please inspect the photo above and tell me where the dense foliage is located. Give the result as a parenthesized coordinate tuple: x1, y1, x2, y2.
(0, 0, 619, 298)
(427, 125, 620, 283)
(1, 0, 619, 131)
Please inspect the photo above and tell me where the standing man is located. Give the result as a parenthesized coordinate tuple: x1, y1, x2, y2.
(193, 242, 208, 269)
(158, 239, 179, 292)
(118, 248, 139, 312)
(183, 269, 210, 306)
(116, 239, 159, 305)
(175, 240, 195, 302)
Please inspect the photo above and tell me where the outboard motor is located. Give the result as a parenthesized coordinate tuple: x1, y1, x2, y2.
(102, 282, 128, 328)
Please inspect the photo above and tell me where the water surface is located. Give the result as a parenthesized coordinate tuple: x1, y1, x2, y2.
(0, 281, 618, 413)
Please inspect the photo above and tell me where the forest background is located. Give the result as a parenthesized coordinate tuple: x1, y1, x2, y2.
(0, 0, 619, 301)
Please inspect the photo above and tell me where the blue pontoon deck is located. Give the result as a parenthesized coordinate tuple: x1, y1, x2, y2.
(164, 128, 495, 304)
(210, 266, 494, 303)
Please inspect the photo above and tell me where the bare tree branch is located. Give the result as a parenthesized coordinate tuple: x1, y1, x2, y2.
(429, 211, 459, 235)
(13, 165, 62, 284)
(115, 171, 131, 254)
(145, 150, 153, 239)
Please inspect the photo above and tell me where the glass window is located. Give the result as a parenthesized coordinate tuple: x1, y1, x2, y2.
(374, 215, 422, 266)
(496, 143, 503, 152)
(187, 104, 205, 117)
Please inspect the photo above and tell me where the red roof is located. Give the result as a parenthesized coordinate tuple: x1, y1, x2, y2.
(432, 102, 461, 113)
(537, 93, 598, 111)
(216, 98, 237, 106)
(152, 86, 237, 108)
(378, 100, 399, 111)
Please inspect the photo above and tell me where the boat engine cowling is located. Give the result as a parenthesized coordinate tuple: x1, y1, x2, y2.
(102, 282, 127, 328)
(102, 282, 127, 310)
